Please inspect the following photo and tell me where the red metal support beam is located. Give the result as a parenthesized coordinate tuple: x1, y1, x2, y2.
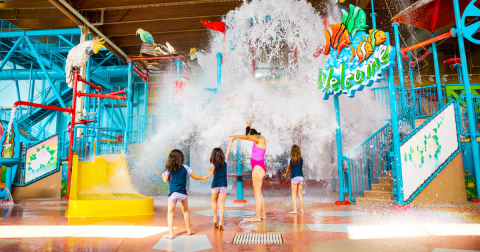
(106, 90, 126, 96)
(13, 101, 72, 113)
(76, 91, 126, 101)
(134, 67, 148, 81)
(401, 28, 456, 54)
(126, 56, 184, 61)
(409, 49, 432, 68)
(77, 75, 102, 92)
(74, 119, 95, 125)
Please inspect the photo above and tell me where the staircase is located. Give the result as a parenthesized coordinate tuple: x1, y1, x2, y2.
(356, 171, 394, 205)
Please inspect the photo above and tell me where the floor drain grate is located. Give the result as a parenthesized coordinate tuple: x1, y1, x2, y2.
(233, 232, 283, 244)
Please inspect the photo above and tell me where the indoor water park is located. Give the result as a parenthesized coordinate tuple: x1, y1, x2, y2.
(0, 0, 479, 251)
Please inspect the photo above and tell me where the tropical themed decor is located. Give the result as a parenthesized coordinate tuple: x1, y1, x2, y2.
(400, 103, 459, 201)
(25, 135, 59, 184)
(61, 162, 68, 196)
(465, 169, 478, 199)
(0, 119, 20, 189)
(318, 4, 396, 100)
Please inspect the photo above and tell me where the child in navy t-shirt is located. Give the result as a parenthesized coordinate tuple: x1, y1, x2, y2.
(162, 149, 207, 238)
(283, 144, 304, 214)
(206, 139, 235, 230)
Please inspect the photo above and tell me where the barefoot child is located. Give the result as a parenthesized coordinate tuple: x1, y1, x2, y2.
(206, 139, 235, 230)
(283, 144, 304, 214)
(162, 149, 207, 238)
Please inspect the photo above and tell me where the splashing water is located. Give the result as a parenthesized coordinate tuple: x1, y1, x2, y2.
(0, 188, 14, 206)
(130, 0, 389, 194)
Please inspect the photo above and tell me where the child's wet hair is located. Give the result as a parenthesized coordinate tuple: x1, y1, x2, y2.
(210, 148, 225, 171)
(165, 149, 184, 173)
(291, 144, 301, 164)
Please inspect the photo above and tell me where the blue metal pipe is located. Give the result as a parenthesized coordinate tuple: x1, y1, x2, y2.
(0, 37, 22, 71)
(36, 113, 55, 139)
(92, 54, 115, 73)
(96, 100, 103, 155)
(124, 61, 133, 152)
(452, 0, 480, 198)
(0, 28, 80, 38)
(430, 35, 444, 108)
(0, 66, 129, 80)
(386, 32, 404, 205)
(370, 0, 377, 29)
(84, 56, 92, 118)
(57, 35, 76, 47)
(217, 52, 223, 90)
(236, 142, 243, 201)
(392, 23, 406, 112)
(115, 99, 126, 128)
(25, 37, 65, 108)
(407, 52, 416, 118)
(333, 95, 345, 201)
(176, 59, 182, 80)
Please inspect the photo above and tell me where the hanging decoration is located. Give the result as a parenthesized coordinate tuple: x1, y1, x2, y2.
(318, 4, 396, 100)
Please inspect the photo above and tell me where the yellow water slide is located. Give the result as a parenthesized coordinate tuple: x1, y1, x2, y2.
(66, 155, 154, 218)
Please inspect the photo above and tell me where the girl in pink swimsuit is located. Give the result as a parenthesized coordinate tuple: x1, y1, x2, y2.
(230, 121, 267, 222)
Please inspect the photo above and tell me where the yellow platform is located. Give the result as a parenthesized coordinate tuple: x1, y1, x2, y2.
(66, 155, 154, 218)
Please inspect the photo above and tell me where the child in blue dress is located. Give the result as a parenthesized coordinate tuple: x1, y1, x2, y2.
(162, 149, 207, 239)
(283, 144, 304, 214)
(206, 139, 235, 230)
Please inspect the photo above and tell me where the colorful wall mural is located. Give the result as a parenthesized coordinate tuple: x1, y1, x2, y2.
(400, 103, 459, 201)
(25, 135, 59, 184)
(318, 4, 396, 100)
(61, 162, 68, 196)
(0, 119, 20, 189)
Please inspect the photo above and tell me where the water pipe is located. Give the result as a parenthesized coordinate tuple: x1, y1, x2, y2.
(408, 49, 431, 68)
(134, 67, 148, 81)
(370, 0, 377, 29)
(235, 142, 246, 203)
(430, 35, 444, 108)
(401, 28, 456, 54)
(407, 52, 417, 116)
(12, 101, 72, 113)
(77, 74, 102, 92)
(217, 52, 223, 90)
(453, 0, 480, 199)
(76, 91, 125, 101)
(176, 59, 182, 81)
(333, 95, 346, 202)
(0, 66, 129, 80)
(106, 89, 126, 96)
(74, 119, 95, 125)
(124, 61, 133, 153)
(126, 56, 183, 61)
(393, 23, 406, 112)
(386, 32, 404, 205)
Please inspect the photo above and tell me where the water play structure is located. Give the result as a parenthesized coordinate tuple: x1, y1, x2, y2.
(0, 0, 479, 220)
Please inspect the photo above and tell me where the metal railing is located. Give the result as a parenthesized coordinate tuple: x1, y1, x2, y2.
(455, 94, 480, 137)
(347, 108, 414, 201)
(130, 115, 162, 143)
(59, 127, 126, 161)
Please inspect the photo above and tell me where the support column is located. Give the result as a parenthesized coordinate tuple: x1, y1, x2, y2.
(407, 52, 416, 118)
(452, 0, 480, 199)
(124, 61, 133, 153)
(217, 52, 223, 90)
(370, 0, 377, 29)
(176, 59, 181, 81)
(392, 23, 406, 112)
(333, 95, 345, 202)
(235, 142, 246, 203)
(430, 34, 444, 108)
(144, 77, 148, 142)
(387, 32, 404, 205)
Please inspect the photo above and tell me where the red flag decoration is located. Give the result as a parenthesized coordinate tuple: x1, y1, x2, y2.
(201, 21, 226, 34)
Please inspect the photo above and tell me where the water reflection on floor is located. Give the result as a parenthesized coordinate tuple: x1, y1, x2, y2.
(0, 192, 479, 252)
